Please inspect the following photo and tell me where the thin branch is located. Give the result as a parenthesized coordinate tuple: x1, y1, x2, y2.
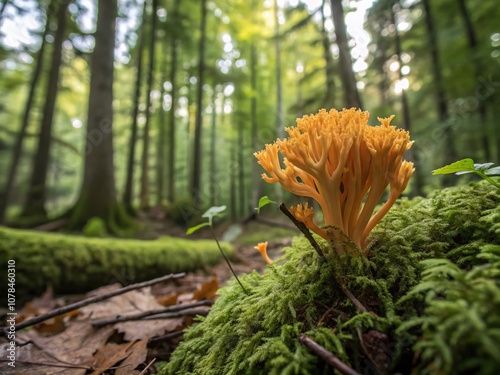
(91, 300, 212, 327)
(279, 203, 327, 261)
(210, 226, 249, 295)
(149, 330, 184, 343)
(0, 359, 92, 370)
(0, 273, 185, 335)
(299, 334, 361, 375)
(338, 280, 368, 313)
(139, 358, 157, 375)
(142, 307, 210, 320)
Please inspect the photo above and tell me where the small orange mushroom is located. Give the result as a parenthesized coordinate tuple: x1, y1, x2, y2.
(254, 108, 414, 251)
(254, 241, 273, 265)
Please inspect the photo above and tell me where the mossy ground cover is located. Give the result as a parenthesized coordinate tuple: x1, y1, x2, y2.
(164, 181, 500, 375)
(0, 227, 233, 300)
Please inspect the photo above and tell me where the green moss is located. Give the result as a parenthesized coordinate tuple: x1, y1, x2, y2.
(82, 217, 107, 237)
(163, 181, 500, 375)
(0, 227, 233, 300)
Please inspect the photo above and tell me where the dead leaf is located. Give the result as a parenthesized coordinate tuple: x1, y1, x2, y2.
(115, 340, 148, 375)
(193, 276, 219, 301)
(156, 292, 178, 307)
(91, 341, 135, 375)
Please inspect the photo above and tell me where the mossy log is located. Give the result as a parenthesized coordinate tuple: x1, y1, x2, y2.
(163, 182, 500, 375)
(0, 227, 233, 300)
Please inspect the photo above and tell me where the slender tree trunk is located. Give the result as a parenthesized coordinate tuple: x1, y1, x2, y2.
(422, 0, 457, 185)
(274, 0, 284, 139)
(0, 0, 9, 24)
(192, 0, 207, 205)
(156, 42, 168, 206)
(321, 0, 336, 109)
(0, 3, 51, 223)
(391, 3, 424, 196)
(329, 0, 363, 108)
(457, 0, 490, 160)
(123, 1, 147, 215)
(69, 0, 129, 231)
(140, 0, 158, 209)
(237, 112, 245, 218)
(209, 87, 217, 207)
(21, 0, 68, 220)
(167, 0, 180, 203)
(250, 38, 261, 210)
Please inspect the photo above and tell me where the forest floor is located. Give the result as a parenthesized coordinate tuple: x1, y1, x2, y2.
(0, 212, 298, 374)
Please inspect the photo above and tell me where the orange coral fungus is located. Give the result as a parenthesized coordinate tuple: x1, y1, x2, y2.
(254, 241, 273, 264)
(254, 108, 414, 251)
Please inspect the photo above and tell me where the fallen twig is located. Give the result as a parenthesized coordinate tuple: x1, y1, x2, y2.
(0, 272, 186, 336)
(139, 358, 156, 375)
(0, 358, 92, 370)
(299, 334, 361, 375)
(279, 203, 327, 262)
(142, 307, 210, 320)
(149, 330, 184, 343)
(338, 280, 368, 313)
(91, 300, 212, 327)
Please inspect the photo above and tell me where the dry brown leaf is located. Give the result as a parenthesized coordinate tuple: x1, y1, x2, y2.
(115, 340, 149, 375)
(193, 276, 219, 301)
(0, 320, 115, 375)
(156, 292, 179, 306)
(116, 317, 183, 341)
(90, 341, 135, 375)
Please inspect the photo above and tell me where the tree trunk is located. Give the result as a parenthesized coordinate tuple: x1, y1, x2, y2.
(123, 0, 147, 215)
(156, 40, 168, 206)
(140, 0, 158, 210)
(274, 0, 284, 139)
(457, 0, 490, 160)
(321, 0, 336, 109)
(250, 38, 261, 211)
(0, 0, 9, 24)
(391, 3, 424, 196)
(167, 0, 180, 204)
(329, 0, 363, 108)
(21, 0, 68, 220)
(422, 0, 457, 185)
(191, 0, 207, 205)
(209, 87, 217, 207)
(0, 2, 51, 223)
(68, 0, 129, 232)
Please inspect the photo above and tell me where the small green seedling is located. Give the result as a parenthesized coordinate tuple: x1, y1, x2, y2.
(187, 206, 248, 294)
(432, 158, 500, 189)
(256, 196, 276, 213)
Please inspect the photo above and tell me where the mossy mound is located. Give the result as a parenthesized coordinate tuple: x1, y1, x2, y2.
(82, 217, 108, 237)
(0, 227, 233, 300)
(164, 181, 500, 375)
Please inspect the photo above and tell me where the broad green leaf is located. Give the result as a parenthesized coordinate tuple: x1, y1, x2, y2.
(186, 222, 211, 235)
(432, 158, 475, 175)
(202, 205, 227, 225)
(257, 196, 276, 213)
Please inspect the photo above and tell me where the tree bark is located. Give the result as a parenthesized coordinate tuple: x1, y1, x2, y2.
(192, 0, 207, 205)
(0, 2, 51, 223)
(321, 0, 336, 109)
(68, 0, 129, 231)
(123, 1, 147, 215)
(329, 0, 363, 108)
(391, 3, 424, 196)
(457, 0, 490, 160)
(422, 0, 457, 185)
(140, 0, 158, 210)
(274, 0, 284, 139)
(209, 87, 217, 207)
(167, 0, 180, 203)
(21, 0, 68, 220)
(156, 39, 168, 206)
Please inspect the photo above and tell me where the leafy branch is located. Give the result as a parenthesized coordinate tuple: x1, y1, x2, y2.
(432, 158, 500, 189)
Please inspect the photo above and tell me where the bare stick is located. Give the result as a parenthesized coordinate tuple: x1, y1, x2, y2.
(279, 203, 327, 262)
(0, 359, 92, 370)
(299, 334, 361, 375)
(92, 300, 212, 327)
(0, 272, 185, 335)
(149, 330, 184, 343)
(139, 358, 157, 375)
(142, 307, 210, 320)
(338, 280, 368, 313)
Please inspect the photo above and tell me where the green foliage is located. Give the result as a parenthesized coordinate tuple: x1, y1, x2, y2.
(0, 226, 233, 299)
(398, 245, 500, 375)
(257, 196, 276, 213)
(433, 158, 500, 188)
(82, 217, 107, 237)
(162, 181, 500, 374)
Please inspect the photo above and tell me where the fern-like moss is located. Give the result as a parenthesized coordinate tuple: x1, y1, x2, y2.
(163, 181, 500, 374)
